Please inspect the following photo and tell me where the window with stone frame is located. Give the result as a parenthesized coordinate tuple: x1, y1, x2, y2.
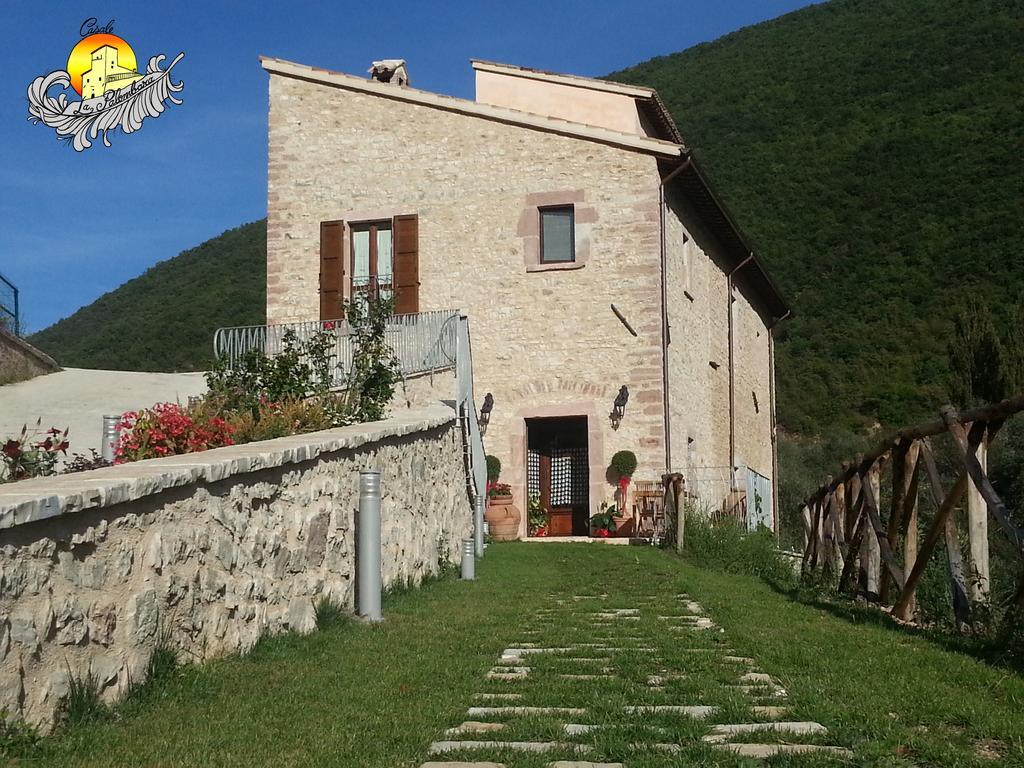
(539, 206, 575, 264)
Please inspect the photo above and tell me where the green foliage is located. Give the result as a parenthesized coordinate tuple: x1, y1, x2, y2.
(611, 0, 1024, 434)
(947, 297, 1007, 407)
(589, 501, 619, 535)
(205, 328, 338, 415)
(59, 669, 108, 726)
(0, 712, 40, 759)
(338, 298, 400, 424)
(683, 512, 798, 588)
(29, 221, 266, 371)
(609, 450, 637, 478)
(1, 421, 68, 482)
(224, 397, 336, 444)
(485, 454, 501, 483)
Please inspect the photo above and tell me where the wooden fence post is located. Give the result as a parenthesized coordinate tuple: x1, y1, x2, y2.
(966, 428, 990, 604)
(861, 462, 882, 595)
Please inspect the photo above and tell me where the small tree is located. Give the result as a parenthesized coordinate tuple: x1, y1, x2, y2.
(947, 297, 1006, 407)
(486, 454, 501, 483)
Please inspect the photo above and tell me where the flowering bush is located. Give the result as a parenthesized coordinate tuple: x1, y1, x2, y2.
(527, 494, 547, 537)
(225, 396, 335, 444)
(487, 481, 512, 499)
(1, 422, 68, 482)
(116, 402, 233, 463)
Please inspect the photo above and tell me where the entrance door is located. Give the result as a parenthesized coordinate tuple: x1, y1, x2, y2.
(526, 416, 590, 536)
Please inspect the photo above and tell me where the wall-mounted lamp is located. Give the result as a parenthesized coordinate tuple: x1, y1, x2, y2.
(610, 385, 629, 430)
(478, 392, 494, 433)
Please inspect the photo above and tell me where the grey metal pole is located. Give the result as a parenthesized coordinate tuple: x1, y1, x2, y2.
(101, 416, 119, 463)
(474, 494, 485, 558)
(461, 537, 475, 580)
(483, 521, 489, 550)
(357, 470, 383, 621)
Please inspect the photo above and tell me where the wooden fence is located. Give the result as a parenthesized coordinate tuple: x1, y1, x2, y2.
(801, 396, 1024, 623)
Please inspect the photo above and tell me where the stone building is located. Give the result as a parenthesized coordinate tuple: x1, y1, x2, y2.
(260, 56, 790, 537)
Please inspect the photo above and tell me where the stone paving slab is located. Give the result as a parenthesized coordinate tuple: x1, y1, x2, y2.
(716, 743, 853, 758)
(702, 721, 828, 743)
(420, 762, 505, 768)
(467, 707, 587, 717)
(623, 705, 718, 719)
(446, 722, 509, 736)
(429, 741, 587, 755)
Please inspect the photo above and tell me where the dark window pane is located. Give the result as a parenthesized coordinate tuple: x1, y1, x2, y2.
(541, 208, 574, 263)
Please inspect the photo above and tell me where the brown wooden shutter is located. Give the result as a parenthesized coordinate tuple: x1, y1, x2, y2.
(319, 220, 345, 320)
(392, 214, 419, 314)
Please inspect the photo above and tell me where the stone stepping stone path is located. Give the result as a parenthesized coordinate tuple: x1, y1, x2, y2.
(416, 591, 852, 767)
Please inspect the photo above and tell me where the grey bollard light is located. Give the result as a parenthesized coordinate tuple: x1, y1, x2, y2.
(483, 521, 490, 550)
(474, 493, 485, 558)
(101, 415, 119, 463)
(461, 537, 476, 580)
(357, 470, 383, 622)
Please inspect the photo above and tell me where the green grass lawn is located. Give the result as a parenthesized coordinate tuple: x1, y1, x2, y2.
(12, 543, 1024, 767)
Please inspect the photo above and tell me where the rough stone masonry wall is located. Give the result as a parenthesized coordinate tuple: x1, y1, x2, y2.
(0, 405, 471, 730)
(663, 189, 774, 504)
(266, 74, 667, 519)
(0, 327, 59, 384)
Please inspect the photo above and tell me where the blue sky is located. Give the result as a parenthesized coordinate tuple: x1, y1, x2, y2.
(2, 0, 817, 333)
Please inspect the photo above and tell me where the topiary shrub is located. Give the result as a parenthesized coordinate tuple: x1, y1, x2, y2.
(610, 450, 637, 478)
(486, 454, 501, 482)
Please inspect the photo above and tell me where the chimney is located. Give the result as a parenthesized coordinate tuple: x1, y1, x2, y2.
(369, 59, 409, 86)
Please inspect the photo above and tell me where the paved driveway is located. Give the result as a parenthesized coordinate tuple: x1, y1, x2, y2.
(0, 368, 207, 457)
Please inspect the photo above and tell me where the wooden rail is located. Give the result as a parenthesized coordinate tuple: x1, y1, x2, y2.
(801, 396, 1024, 623)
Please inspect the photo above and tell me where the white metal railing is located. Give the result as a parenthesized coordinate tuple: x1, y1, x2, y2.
(455, 314, 487, 503)
(213, 310, 459, 388)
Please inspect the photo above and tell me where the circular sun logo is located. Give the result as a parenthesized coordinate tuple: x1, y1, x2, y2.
(66, 33, 139, 97)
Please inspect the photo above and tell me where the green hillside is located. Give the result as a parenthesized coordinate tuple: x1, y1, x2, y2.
(612, 0, 1024, 433)
(29, 221, 266, 372)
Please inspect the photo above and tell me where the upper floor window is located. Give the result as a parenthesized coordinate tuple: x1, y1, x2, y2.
(539, 206, 575, 264)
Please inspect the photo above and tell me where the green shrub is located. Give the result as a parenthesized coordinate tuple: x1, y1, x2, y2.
(59, 668, 108, 726)
(610, 450, 637, 478)
(683, 512, 798, 589)
(0, 712, 39, 759)
(486, 454, 501, 483)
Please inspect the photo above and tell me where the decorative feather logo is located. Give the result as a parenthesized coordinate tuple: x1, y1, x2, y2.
(26, 20, 184, 151)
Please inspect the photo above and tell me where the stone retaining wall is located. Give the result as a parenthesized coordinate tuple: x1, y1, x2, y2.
(0, 404, 471, 730)
(0, 327, 59, 385)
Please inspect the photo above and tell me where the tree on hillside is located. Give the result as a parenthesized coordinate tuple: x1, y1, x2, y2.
(947, 298, 1007, 408)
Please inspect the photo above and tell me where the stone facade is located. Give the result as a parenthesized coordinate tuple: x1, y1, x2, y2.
(263, 58, 786, 532)
(0, 405, 471, 729)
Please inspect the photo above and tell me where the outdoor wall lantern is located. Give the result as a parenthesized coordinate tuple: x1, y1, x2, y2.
(478, 392, 494, 433)
(610, 385, 629, 430)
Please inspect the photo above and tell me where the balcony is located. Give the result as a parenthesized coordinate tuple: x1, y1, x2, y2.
(213, 309, 460, 390)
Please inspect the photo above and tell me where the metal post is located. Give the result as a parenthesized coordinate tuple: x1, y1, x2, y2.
(461, 538, 475, 580)
(474, 494, 485, 558)
(483, 521, 489, 550)
(101, 416, 120, 463)
(357, 470, 383, 622)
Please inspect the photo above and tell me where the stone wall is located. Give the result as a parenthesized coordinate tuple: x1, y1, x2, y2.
(0, 405, 471, 730)
(0, 327, 59, 385)
(663, 188, 774, 504)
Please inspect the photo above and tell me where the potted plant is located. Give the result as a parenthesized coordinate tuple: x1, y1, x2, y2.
(590, 502, 619, 538)
(484, 454, 521, 540)
(610, 450, 637, 533)
(527, 494, 548, 537)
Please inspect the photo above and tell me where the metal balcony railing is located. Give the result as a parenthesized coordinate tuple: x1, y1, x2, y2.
(213, 309, 460, 389)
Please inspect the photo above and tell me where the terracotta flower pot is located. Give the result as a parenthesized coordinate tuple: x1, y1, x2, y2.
(485, 496, 521, 540)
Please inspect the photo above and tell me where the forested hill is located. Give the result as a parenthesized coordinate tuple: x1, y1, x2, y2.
(611, 0, 1024, 433)
(29, 221, 266, 372)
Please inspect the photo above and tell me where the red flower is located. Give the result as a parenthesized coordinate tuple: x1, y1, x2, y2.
(618, 475, 631, 492)
(2, 440, 20, 458)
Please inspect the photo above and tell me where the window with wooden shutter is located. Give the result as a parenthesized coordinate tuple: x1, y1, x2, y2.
(319, 220, 345, 320)
(392, 214, 419, 314)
